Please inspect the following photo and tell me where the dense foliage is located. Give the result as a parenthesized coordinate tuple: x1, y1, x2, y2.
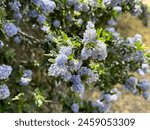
(0, 0, 150, 113)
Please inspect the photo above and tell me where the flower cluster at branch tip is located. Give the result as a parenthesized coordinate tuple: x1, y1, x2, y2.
(28, 10, 38, 18)
(81, 22, 108, 61)
(83, 21, 97, 44)
(9, 0, 22, 21)
(53, 20, 60, 28)
(3, 23, 18, 37)
(139, 80, 150, 100)
(32, 0, 56, 14)
(0, 84, 10, 100)
(14, 36, 22, 44)
(71, 103, 79, 113)
(0, 65, 12, 80)
(48, 43, 99, 95)
(37, 14, 46, 24)
(137, 63, 149, 76)
(9, 0, 21, 12)
(124, 77, 138, 94)
(19, 70, 32, 86)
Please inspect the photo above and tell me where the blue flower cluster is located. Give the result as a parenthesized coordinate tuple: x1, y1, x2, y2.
(14, 36, 22, 44)
(9, 0, 21, 12)
(71, 75, 84, 94)
(0, 65, 12, 80)
(9, 0, 22, 21)
(124, 77, 150, 100)
(103, 94, 118, 102)
(0, 84, 10, 100)
(28, 9, 38, 18)
(126, 34, 142, 46)
(137, 63, 149, 76)
(71, 103, 79, 113)
(53, 20, 60, 28)
(19, 70, 32, 86)
(92, 88, 121, 112)
(67, 0, 79, 6)
(81, 22, 108, 61)
(32, 0, 56, 14)
(37, 14, 46, 24)
(102, 0, 142, 15)
(92, 100, 111, 113)
(3, 23, 18, 37)
(83, 21, 97, 44)
(48, 46, 72, 81)
(139, 80, 150, 100)
(48, 45, 99, 95)
(124, 77, 138, 94)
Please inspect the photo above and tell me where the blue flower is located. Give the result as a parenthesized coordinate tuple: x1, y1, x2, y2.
(32, 0, 56, 14)
(0, 84, 10, 100)
(48, 64, 71, 81)
(137, 63, 149, 76)
(53, 20, 60, 28)
(71, 103, 79, 113)
(60, 71, 72, 82)
(23, 70, 33, 78)
(81, 3, 90, 12)
(126, 77, 138, 87)
(142, 91, 150, 100)
(78, 67, 91, 76)
(68, 60, 82, 71)
(74, 3, 82, 11)
(32, 0, 41, 5)
(19, 70, 32, 86)
(3, 23, 18, 37)
(66, 14, 73, 21)
(19, 77, 31, 86)
(71, 75, 81, 85)
(106, 27, 115, 33)
(40, 0, 56, 14)
(14, 36, 22, 44)
(86, 72, 99, 84)
(93, 100, 111, 113)
(107, 19, 117, 26)
(139, 80, 150, 91)
(124, 77, 138, 93)
(71, 75, 85, 94)
(133, 5, 142, 16)
(89, 0, 98, 7)
(13, 12, 22, 21)
(28, 10, 38, 18)
(59, 46, 72, 56)
(83, 22, 97, 43)
(103, 94, 118, 102)
(134, 34, 142, 42)
(37, 14, 46, 24)
(67, 0, 79, 6)
(56, 54, 68, 66)
(0, 65, 12, 80)
(9, 0, 21, 12)
(92, 41, 107, 61)
(80, 48, 92, 60)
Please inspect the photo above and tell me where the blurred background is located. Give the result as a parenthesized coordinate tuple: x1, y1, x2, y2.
(110, 0, 150, 112)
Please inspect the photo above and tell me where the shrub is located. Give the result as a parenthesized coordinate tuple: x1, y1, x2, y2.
(0, 0, 150, 113)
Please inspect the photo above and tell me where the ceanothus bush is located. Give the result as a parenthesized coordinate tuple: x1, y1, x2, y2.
(0, 0, 150, 113)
